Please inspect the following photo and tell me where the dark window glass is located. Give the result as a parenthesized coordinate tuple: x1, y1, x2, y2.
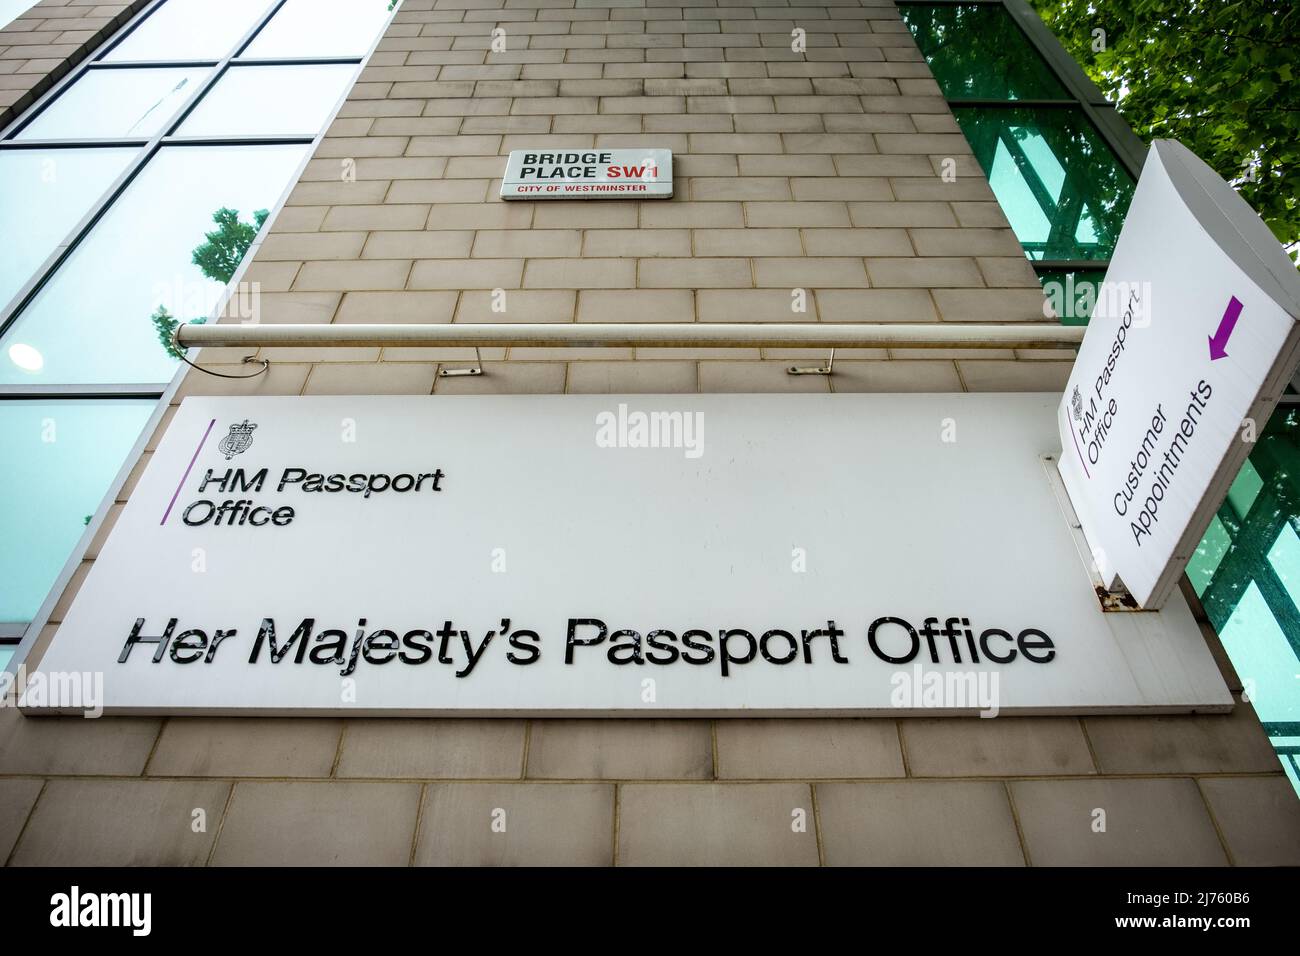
(899, 3, 1068, 101)
(953, 105, 1135, 261)
(1036, 269, 1106, 326)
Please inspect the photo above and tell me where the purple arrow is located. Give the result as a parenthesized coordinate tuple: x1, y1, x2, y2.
(1209, 296, 1243, 361)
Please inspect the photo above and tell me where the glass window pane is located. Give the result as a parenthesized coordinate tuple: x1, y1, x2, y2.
(0, 147, 136, 311)
(953, 106, 1135, 261)
(244, 0, 392, 58)
(178, 63, 356, 137)
(1187, 514, 1233, 596)
(1267, 522, 1300, 611)
(899, 4, 1068, 101)
(1218, 582, 1300, 737)
(0, 646, 13, 673)
(17, 67, 210, 140)
(0, 399, 154, 622)
(1226, 459, 1263, 519)
(1192, 406, 1300, 797)
(1036, 269, 1105, 326)
(0, 144, 309, 385)
(103, 0, 275, 62)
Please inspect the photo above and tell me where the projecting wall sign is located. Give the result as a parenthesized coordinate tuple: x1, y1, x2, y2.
(28, 394, 1231, 717)
(1058, 140, 1300, 608)
(499, 148, 672, 199)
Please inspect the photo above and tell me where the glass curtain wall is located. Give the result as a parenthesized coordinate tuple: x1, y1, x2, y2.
(901, 0, 1300, 793)
(898, 0, 1137, 325)
(0, 0, 395, 644)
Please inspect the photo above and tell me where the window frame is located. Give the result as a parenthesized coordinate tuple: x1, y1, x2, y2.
(0, 0, 364, 358)
(0, 0, 395, 646)
(897, 0, 1146, 278)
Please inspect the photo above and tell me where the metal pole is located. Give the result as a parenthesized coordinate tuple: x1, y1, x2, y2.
(177, 322, 1084, 351)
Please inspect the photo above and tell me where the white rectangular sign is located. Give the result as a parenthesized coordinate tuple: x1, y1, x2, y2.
(499, 148, 672, 200)
(28, 393, 1231, 716)
(1058, 140, 1300, 608)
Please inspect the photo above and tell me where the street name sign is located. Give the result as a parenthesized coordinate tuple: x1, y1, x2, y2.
(1057, 140, 1300, 608)
(499, 148, 672, 200)
(26, 393, 1231, 717)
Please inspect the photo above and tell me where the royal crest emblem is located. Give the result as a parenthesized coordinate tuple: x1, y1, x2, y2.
(218, 419, 257, 459)
(1070, 386, 1084, 423)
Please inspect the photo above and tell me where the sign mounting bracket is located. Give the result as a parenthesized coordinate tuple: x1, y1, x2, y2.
(787, 348, 835, 376)
(438, 348, 484, 378)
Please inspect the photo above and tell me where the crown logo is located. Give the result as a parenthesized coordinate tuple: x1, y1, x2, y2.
(218, 419, 257, 460)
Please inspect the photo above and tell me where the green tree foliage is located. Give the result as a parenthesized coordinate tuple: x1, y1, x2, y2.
(151, 206, 266, 358)
(190, 206, 269, 285)
(150, 305, 205, 360)
(1031, 0, 1300, 257)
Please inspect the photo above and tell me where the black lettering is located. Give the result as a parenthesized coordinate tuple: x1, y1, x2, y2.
(310, 629, 348, 665)
(979, 628, 1017, 664)
(118, 617, 178, 663)
(363, 629, 399, 665)
(249, 617, 313, 665)
(507, 629, 541, 665)
(1017, 628, 1056, 663)
(400, 629, 435, 665)
(719, 628, 757, 677)
(607, 629, 644, 665)
(680, 629, 715, 665)
(868, 616, 919, 664)
(759, 629, 798, 664)
(645, 629, 679, 665)
(565, 618, 607, 663)
(169, 628, 208, 664)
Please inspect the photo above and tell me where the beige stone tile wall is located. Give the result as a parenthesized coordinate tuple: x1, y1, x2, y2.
(219, 0, 1069, 395)
(4, 0, 1299, 865)
(0, 0, 149, 125)
(3, 693, 1298, 865)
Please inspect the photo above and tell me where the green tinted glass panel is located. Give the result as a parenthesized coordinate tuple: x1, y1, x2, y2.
(899, 4, 1068, 101)
(1036, 269, 1106, 326)
(1218, 582, 1300, 732)
(0, 400, 153, 622)
(1267, 523, 1300, 612)
(953, 106, 1134, 261)
(1193, 406, 1300, 796)
(1226, 458, 1263, 519)
(1188, 514, 1232, 597)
